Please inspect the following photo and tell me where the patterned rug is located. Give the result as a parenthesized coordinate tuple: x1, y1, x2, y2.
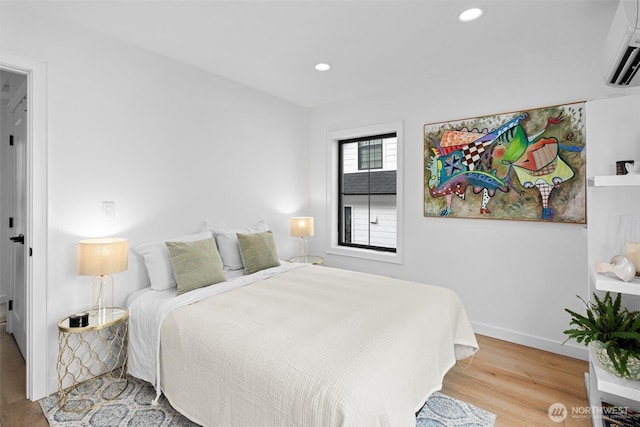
(40, 376, 496, 426)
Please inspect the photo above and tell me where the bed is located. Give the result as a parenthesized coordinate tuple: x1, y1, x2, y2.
(127, 226, 478, 427)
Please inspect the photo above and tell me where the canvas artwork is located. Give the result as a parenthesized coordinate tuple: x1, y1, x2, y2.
(423, 102, 586, 223)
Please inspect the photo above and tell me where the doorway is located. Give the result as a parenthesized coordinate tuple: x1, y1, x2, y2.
(1, 70, 28, 362)
(0, 52, 48, 401)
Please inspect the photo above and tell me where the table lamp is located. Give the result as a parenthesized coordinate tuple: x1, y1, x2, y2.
(290, 217, 314, 259)
(77, 238, 128, 312)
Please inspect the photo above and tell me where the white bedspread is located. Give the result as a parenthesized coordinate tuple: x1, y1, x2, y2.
(127, 262, 305, 390)
(153, 265, 478, 427)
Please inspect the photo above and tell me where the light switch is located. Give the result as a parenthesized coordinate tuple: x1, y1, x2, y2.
(102, 201, 115, 219)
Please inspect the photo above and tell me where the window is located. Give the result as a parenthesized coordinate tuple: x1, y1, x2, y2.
(358, 139, 383, 170)
(327, 122, 403, 264)
(339, 133, 397, 253)
(343, 206, 352, 243)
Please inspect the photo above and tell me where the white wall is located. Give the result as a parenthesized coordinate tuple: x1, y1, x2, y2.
(309, 39, 640, 360)
(1, 4, 309, 396)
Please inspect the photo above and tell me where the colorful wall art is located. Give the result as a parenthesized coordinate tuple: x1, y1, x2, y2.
(424, 102, 585, 223)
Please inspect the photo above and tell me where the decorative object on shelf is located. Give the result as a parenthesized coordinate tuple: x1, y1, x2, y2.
(77, 238, 129, 315)
(627, 243, 640, 278)
(564, 292, 640, 379)
(617, 215, 640, 276)
(595, 255, 637, 282)
(627, 161, 640, 175)
(290, 217, 314, 258)
(616, 159, 634, 175)
(595, 341, 640, 381)
(601, 402, 639, 426)
(423, 101, 585, 223)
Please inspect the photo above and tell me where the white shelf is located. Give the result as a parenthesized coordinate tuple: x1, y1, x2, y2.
(589, 344, 640, 401)
(585, 372, 601, 427)
(587, 95, 640, 417)
(589, 174, 640, 186)
(591, 269, 640, 295)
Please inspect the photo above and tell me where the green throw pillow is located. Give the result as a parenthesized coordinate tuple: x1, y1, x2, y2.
(237, 231, 280, 274)
(166, 238, 226, 295)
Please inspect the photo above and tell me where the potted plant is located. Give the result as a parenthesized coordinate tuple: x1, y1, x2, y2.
(564, 291, 640, 379)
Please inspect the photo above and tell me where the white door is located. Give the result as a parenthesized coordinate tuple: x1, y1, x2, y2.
(7, 91, 28, 360)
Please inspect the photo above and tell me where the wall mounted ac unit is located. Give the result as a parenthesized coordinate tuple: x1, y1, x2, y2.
(602, 0, 640, 87)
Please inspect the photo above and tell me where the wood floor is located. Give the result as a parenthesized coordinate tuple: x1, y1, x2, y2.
(0, 324, 48, 427)
(0, 318, 590, 427)
(442, 334, 591, 426)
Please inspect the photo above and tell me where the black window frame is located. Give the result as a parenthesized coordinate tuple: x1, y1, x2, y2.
(338, 133, 397, 253)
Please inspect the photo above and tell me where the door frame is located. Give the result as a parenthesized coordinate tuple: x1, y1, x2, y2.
(0, 51, 48, 401)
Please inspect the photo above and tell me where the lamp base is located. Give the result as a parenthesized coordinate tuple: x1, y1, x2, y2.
(91, 275, 114, 312)
(297, 237, 308, 259)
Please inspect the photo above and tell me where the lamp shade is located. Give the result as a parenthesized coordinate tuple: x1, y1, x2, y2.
(77, 238, 129, 276)
(290, 217, 314, 238)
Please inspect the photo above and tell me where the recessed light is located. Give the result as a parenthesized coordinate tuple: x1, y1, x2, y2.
(315, 63, 331, 71)
(458, 8, 483, 22)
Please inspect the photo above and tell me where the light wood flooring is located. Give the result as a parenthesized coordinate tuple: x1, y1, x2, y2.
(0, 323, 48, 426)
(442, 334, 591, 426)
(1, 318, 590, 427)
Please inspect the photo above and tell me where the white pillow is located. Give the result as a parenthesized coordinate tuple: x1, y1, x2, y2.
(211, 220, 269, 270)
(135, 230, 213, 290)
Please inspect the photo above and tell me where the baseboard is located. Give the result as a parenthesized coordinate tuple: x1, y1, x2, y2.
(472, 321, 589, 361)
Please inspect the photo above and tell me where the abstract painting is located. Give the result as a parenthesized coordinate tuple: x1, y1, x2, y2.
(424, 102, 585, 223)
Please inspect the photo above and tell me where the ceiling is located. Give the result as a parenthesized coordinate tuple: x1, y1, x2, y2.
(21, 0, 619, 108)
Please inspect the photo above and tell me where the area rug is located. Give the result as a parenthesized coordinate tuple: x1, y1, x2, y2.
(40, 376, 496, 426)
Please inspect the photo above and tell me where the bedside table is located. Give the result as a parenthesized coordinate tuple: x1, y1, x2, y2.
(288, 255, 324, 266)
(57, 307, 129, 412)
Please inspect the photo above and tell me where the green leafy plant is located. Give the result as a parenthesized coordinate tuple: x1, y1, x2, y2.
(564, 292, 640, 378)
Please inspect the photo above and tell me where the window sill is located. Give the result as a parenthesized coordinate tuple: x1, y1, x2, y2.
(326, 245, 402, 264)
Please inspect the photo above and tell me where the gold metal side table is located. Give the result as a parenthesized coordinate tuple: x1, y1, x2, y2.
(57, 307, 129, 412)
